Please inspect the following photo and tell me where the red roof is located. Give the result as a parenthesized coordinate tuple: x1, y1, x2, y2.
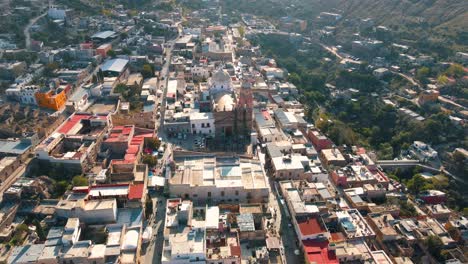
(58, 114, 92, 134)
(127, 145, 139, 154)
(330, 232, 346, 243)
(298, 218, 325, 236)
(303, 240, 338, 264)
(230, 245, 241, 257)
(128, 184, 144, 200)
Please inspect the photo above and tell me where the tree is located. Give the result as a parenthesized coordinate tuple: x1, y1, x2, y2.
(107, 49, 116, 58)
(146, 138, 161, 150)
(145, 196, 153, 218)
(425, 235, 444, 261)
(72, 175, 88, 186)
(53, 180, 69, 198)
(33, 219, 46, 241)
(98, 68, 104, 83)
(44, 62, 59, 77)
(288, 72, 301, 85)
(142, 155, 157, 167)
(141, 64, 154, 79)
(121, 47, 132, 55)
(445, 63, 464, 78)
(399, 200, 418, 217)
(416, 67, 430, 83)
(406, 174, 426, 194)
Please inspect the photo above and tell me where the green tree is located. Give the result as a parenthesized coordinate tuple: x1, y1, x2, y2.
(53, 180, 70, 198)
(145, 196, 153, 218)
(406, 174, 426, 194)
(416, 67, 430, 83)
(44, 62, 59, 77)
(425, 235, 444, 261)
(142, 155, 157, 167)
(107, 49, 116, 58)
(72, 175, 88, 186)
(445, 63, 464, 78)
(377, 143, 394, 160)
(33, 219, 46, 241)
(146, 138, 161, 150)
(288, 72, 301, 85)
(141, 64, 154, 79)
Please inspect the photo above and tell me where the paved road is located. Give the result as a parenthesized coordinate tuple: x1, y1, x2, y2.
(0, 157, 32, 203)
(270, 180, 304, 264)
(24, 12, 47, 50)
(143, 194, 167, 264)
(156, 39, 176, 141)
(394, 71, 421, 88)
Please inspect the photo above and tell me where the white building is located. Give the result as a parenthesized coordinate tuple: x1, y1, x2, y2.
(271, 154, 314, 180)
(5, 85, 39, 105)
(169, 154, 270, 204)
(47, 8, 67, 20)
(409, 141, 438, 162)
(62, 218, 81, 246)
(55, 199, 118, 224)
(191, 65, 210, 80)
(190, 112, 215, 136)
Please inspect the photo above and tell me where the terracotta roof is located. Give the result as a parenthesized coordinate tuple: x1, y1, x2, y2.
(128, 184, 144, 200)
(298, 218, 325, 235)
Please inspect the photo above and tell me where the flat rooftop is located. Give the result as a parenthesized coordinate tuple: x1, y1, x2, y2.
(170, 156, 268, 189)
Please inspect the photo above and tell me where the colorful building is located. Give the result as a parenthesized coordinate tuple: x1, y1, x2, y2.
(35, 87, 68, 110)
(96, 43, 112, 58)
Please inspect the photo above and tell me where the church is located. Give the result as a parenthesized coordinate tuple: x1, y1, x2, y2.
(202, 68, 253, 139)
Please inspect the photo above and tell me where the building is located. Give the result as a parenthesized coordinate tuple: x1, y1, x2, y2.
(35, 113, 108, 172)
(418, 89, 439, 105)
(5, 85, 39, 105)
(161, 199, 206, 263)
(91, 31, 118, 43)
(320, 148, 347, 167)
(307, 128, 333, 151)
(35, 86, 68, 111)
(373, 68, 390, 79)
(409, 141, 438, 162)
(367, 213, 398, 241)
(336, 209, 375, 239)
(56, 198, 118, 224)
(169, 154, 269, 204)
(190, 112, 215, 136)
(271, 154, 314, 180)
(100, 58, 130, 81)
(96, 43, 112, 58)
(274, 109, 307, 131)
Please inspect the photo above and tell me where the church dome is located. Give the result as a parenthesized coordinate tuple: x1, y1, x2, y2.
(212, 69, 231, 84)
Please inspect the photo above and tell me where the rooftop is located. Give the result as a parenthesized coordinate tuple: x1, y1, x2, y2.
(101, 58, 129, 73)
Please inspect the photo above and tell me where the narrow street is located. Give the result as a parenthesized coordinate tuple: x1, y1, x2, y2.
(24, 12, 47, 50)
(143, 194, 167, 264)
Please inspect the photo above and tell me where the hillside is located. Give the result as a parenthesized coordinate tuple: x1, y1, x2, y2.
(336, 0, 467, 38)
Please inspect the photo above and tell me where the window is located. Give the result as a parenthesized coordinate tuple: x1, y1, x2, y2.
(221, 191, 225, 197)
(208, 192, 211, 197)
(207, 123, 210, 127)
(192, 124, 195, 128)
(201, 123, 205, 128)
(235, 190, 239, 196)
